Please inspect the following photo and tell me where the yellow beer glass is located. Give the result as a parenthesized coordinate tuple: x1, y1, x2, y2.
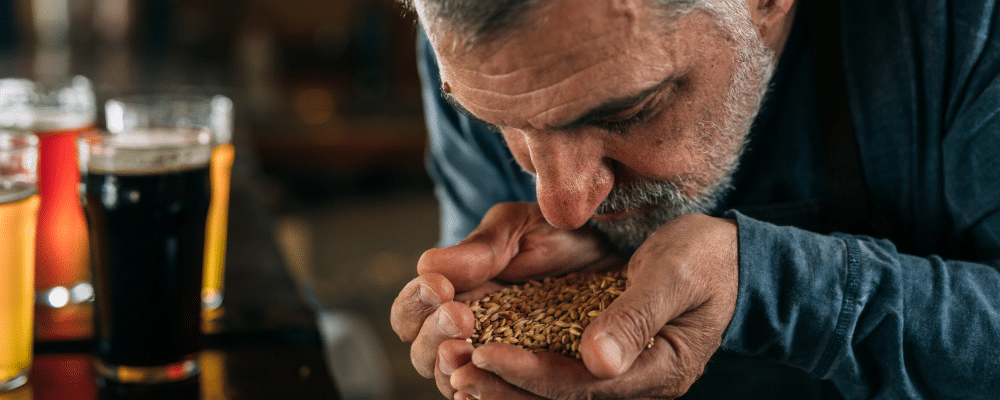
(0, 129, 40, 391)
(202, 95, 234, 324)
(0, 76, 96, 341)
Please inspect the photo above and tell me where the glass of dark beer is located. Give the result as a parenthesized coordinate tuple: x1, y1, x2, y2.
(80, 127, 212, 384)
(105, 93, 234, 331)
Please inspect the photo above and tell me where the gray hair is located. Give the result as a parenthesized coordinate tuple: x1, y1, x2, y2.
(401, 0, 739, 48)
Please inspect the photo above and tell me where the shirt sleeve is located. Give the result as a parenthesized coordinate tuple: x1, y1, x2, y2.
(416, 28, 536, 247)
(723, 1, 1000, 398)
(722, 210, 1000, 400)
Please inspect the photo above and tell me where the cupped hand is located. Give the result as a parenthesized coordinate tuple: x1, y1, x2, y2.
(390, 202, 626, 399)
(448, 213, 740, 399)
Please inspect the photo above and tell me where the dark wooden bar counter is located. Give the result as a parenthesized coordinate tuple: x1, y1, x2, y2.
(21, 145, 343, 400)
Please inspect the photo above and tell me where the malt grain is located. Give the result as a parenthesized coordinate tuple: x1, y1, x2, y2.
(466, 269, 630, 359)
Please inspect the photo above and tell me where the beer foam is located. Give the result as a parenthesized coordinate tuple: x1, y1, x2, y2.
(84, 128, 213, 175)
(31, 109, 95, 133)
(0, 181, 37, 204)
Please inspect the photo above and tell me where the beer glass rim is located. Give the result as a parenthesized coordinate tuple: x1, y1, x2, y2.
(105, 90, 232, 109)
(0, 75, 95, 104)
(104, 92, 233, 145)
(0, 75, 97, 130)
(80, 129, 212, 148)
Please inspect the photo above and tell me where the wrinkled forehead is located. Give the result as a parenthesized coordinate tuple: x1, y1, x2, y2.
(421, 0, 699, 129)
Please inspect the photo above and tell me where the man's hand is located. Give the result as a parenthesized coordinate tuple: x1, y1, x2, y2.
(390, 202, 625, 399)
(447, 213, 740, 399)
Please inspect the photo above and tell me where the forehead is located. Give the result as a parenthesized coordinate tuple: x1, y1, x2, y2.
(425, 0, 709, 129)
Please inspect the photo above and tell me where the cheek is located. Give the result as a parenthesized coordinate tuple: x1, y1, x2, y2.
(604, 110, 702, 181)
(502, 130, 537, 174)
(607, 63, 736, 182)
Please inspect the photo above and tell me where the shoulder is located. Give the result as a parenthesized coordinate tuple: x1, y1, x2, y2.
(840, 0, 1000, 138)
(840, 0, 999, 101)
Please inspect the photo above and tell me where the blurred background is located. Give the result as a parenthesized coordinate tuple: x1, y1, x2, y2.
(0, 0, 441, 398)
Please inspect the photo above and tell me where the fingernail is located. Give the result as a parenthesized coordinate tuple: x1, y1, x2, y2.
(594, 332, 625, 374)
(451, 375, 481, 399)
(471, 354, 496, 374)
(438, 353, 455, 375)
(419, 282, 441, 305)
(455, 391, 479, 400)
(438, 309, 460, 336)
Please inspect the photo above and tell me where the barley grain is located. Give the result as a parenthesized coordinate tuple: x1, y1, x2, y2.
(466, 269, 627, 359)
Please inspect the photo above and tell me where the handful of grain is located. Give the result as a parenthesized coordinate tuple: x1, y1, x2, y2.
(466, 269, 627, 360)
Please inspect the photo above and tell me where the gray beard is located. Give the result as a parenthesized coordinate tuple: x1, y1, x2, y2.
(587, 172, 735, 254)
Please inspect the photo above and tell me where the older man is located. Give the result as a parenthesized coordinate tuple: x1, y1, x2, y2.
(390, 0, 1000, 398)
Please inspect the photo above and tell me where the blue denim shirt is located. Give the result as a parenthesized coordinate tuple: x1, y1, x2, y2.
(417, 0, 1000, 398)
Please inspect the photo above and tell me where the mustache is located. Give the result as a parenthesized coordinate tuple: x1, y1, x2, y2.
(594, 176, 693, 215)
(587, 173, 734, 254)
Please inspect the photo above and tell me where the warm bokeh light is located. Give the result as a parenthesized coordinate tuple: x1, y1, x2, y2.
(291, 87, 336, 126)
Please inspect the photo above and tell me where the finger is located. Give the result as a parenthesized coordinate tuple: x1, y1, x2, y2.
(579, 263, 680, 379)
(580, 215, 738, 378)
(411, 301, 475, 378)
(451, 355, 547, 400)
(470, 343, 596, 399)
(500, 223, 627, 282)
(419, 203, 535, 291)
(435, 339, 475, 399)
(472, 335, 696, 399)
(391, 273, 455, 342)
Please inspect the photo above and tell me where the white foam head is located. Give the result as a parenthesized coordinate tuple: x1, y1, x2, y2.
(81, 128, 212, 175)
(30, 108, 95, 132)
(0, 76, 96, 132)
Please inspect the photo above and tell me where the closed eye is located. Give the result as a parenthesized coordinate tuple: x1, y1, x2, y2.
(597, 110, 648, 135)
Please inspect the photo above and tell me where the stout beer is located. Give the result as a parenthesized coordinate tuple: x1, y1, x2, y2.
(83, 130, 211, 382)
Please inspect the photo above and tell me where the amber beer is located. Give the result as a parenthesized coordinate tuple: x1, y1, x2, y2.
(83, 129, 212, 383)
(202, 142, 234, 314)
(0, 131, 39, 392)
(202, 94, 234, 316)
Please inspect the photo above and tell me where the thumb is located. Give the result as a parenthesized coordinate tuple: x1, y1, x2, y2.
(418, 203, 536, 291)
(578, 269, 680, 379)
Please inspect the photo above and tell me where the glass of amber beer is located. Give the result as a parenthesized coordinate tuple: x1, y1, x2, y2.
(105, 93, 234, 328)
(0, 76, 96, 341)
(81, 127, 212, 383)
(0, 129, 40, 391)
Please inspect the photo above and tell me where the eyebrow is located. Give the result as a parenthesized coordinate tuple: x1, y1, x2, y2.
(441, 92, 501, 132)
(440, 76, 675, 132)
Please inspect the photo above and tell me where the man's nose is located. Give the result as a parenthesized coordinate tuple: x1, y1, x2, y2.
(521, 130, 614, 230)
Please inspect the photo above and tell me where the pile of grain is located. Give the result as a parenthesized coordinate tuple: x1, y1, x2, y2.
(466, 269, 627, 359)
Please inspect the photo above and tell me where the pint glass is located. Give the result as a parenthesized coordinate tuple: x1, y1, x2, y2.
(81, 129, 212, 383)
(105, 94, 234, 324)
(0, 129, 40, 391)
(0, 76, 96, 340)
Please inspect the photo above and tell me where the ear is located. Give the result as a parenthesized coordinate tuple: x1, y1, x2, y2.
(745, 0, 797, 49)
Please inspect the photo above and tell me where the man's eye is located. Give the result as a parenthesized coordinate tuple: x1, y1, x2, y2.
(599, 111, 647, 135)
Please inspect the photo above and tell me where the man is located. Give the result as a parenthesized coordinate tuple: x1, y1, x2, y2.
(390, 0, 1000, 398)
